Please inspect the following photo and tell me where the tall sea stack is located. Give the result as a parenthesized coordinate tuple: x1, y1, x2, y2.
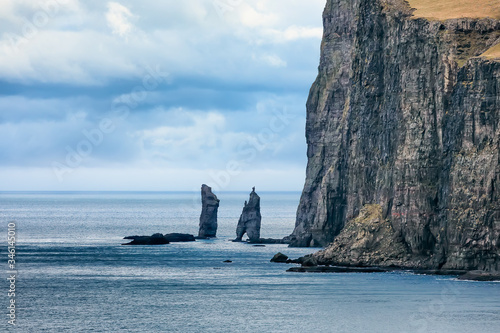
(234, 187, 262, 242)
(289, 0, 500, 272)
(198, 184, 219, 238)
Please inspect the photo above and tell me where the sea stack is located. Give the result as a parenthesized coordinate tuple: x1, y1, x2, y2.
(198, 184, 219, 238)
(234, 187, 261, 242)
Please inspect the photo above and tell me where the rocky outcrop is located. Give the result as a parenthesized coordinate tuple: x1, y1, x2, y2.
(122, 233, 195, 245)
(234, 187, 261, 242)
(249, 238, 290, 244)
(289, 0, 500, 272)
(457, 270, 500, 281)
(198, 184, 219, 238)
(122, 233, 170, 245)
(287, 264, 500, 281)
(287, 266, 392, 273)
(312, 204, 412, 267)
(270, 253, 289, 263)
(163, 233, 196, 242)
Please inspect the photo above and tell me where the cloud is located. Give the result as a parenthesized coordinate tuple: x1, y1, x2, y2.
(282, 26, 323, 41)
(0, 0, 326, 190)
(237, 4, 278, 28)
(0, 0, 324, 85)
(136, 111, 229, 164)
(255, 54, 287, 67)
(106, 2, 134, 38)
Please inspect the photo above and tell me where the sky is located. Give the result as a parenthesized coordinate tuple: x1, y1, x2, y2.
(0, 0, 326, 191)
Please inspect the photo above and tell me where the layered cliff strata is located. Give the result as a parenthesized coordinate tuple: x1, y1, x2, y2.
(289, 0, 500, 272)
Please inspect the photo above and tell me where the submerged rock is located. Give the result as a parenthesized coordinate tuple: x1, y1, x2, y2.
(197, 184, 220, 238)
(234, 187, 261, 242)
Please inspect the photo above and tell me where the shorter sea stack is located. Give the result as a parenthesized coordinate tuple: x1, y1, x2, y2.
(197, 184, 220, 239)
(234, 187, 261, 242)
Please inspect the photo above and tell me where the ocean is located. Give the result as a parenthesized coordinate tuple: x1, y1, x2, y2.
(1, 191, 499, 332)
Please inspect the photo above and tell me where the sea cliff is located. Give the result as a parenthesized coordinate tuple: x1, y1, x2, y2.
(289, 0, 500, 272)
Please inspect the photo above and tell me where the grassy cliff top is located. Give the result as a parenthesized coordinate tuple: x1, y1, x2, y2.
(406, 0, 500, 20)
(481, 43, 500, 60)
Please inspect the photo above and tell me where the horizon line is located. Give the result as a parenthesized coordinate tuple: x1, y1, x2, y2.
(0, 190, 303, 193)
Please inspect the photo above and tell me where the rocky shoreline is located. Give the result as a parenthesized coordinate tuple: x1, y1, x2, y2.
(286, 265, 500, 282)
(271, 252, 500, 281)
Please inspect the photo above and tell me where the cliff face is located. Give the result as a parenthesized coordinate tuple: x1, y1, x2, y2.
(290, 0, 500, 271)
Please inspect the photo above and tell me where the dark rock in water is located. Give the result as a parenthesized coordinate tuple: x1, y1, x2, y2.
(286, 0, 500, 274)
(234, 187, 261, 242)
(164, 233, 196, 242)
(301, 256, 318, 267)
(270, 252, 289, 263)
(223, 260, 233, 263)
(122, 233, 195, 245)
(122, 233, 169, 245)
(287, 265, 500, 281)
(457, 271, 500, 282)
(249, 238, 289, 244)
(287, 258, 303, 264)
(198, 184, 219, 239)
(288, 266, 391, 273)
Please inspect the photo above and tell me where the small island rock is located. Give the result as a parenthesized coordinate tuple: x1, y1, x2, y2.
(270, 252, 289, 263)
(122, 233, 195, 245)
(122, 233, 170, 245)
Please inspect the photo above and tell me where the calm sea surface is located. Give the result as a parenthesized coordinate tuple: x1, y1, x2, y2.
(1, 191, 499, 332)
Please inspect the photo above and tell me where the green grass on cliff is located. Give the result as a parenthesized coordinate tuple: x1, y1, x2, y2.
(481, 43, 500, 60)
(406, 0, 500, 20)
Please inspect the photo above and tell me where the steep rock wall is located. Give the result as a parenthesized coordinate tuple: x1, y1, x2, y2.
(290, 0, 500, 271)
